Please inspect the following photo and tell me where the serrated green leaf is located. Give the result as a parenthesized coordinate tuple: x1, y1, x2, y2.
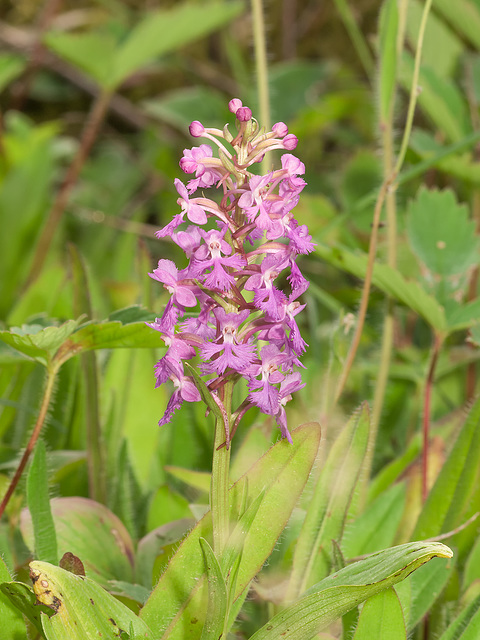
(445, 298, 480, 332)
(29, 561, 153, 639)
(140, 422, 321, 640)
(0, 319, 83, 367)
(27, 440, 58, 565)
(407, 188, 478, 277)
(378, 0, 398, 123)
(111, 1, 244, 87)
(199, 538, 228, 640)
(287, 404, 370, 598)
(248, 542, 452, 640)
(352, 588, 406, 640)
(0, 558, 27, 639)
(315, 243, 446, 330)
(43, 31, 116, 88)
(70, 320, 162, 353)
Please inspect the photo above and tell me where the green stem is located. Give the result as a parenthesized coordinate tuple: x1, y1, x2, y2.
(394, 0, 433, 175)
(211, 382, 233, 557)
(0, 365, 58, 519)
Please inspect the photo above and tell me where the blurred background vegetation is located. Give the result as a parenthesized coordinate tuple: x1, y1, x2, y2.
(2, 0, 480, 563)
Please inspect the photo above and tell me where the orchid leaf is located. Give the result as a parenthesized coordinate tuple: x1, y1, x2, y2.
(248, 542, 452, 640)
(352, 588, 406, 640)
(287, 404, 370, 599)
(199, 538, 228, 640)
(140, 422, 321, 640)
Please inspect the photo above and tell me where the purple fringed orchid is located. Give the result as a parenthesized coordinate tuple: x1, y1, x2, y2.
(149, 98, 313, 443)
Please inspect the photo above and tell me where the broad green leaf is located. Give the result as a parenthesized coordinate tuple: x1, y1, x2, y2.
(396, 555, 454, 631)
(434, 0, 480, 50)
(342, 483, 406, 558)
(287, 404, 370, 598)
(378, 0, 398, 122)
(407, 188, 477, 277)
(27, 440, 58, 565)
(136, 519, 194, 588)
(0, 54, 26, 92)
(140, 422, 321, 640)
(0, 319, 82, 367)
(315, 243, 446, 330)
(0, 580, 53, 634)
(438, 594, 480, 640)
(43, 31, 116, 88)
(199, 538, 228, 640)
(352, 588, 406, 640)
(29, 561, 153, 639)
(21, 497, 135, 590)
(0, 558, 27, 639)
(400, 52, 471, 142)
(248, 542, 452, 640)
(413, 395, 480, 540)
(112, 1, 244, 88)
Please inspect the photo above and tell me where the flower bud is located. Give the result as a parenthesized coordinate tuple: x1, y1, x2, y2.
(282, 134, 298, 150)
(236, 106, 252, 122)
(189, 121, 205, 137)
(228, 98, 243, 113)
(273, 122, 288, 137)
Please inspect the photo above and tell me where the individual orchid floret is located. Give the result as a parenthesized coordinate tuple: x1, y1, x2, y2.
(154, 357, 201, 426)
(149, 99, 311, 441)
(149, 259, 197, 308)
(200, 308, 256, 375)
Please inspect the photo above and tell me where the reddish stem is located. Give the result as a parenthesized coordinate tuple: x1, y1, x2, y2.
(422, 333, 443, 502)
(0, 367, 57, 519)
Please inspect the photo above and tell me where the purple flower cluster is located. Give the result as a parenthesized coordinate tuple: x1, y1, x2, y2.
(149, 98, 313, 443)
